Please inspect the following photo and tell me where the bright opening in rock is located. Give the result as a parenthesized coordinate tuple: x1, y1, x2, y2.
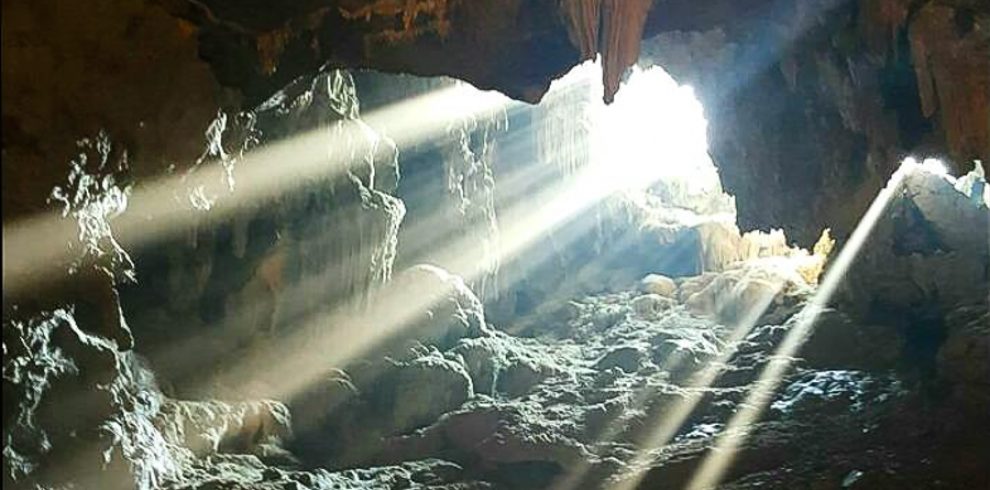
(538, 60, 735, 222)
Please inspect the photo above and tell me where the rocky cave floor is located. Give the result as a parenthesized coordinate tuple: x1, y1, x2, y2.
(150, 282, 990, 490)
(6, 245, 989, 489)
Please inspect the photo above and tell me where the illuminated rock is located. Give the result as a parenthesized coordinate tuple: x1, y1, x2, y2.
(631, 293, 676, 320)
(640, 274, 677, 297)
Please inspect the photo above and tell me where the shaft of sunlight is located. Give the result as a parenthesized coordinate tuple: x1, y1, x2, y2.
(3, 83, 512, 299)
(552, 271, 785, 490)
(605, 275, 786, 490)
(684, 159, 918, 490)
(204, 62, 714, 401)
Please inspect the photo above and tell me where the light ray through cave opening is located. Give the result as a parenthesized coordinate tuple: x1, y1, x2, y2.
(189, 59, 733, 405)
(2, 82, 514, 300)
(683, 158, 933, 490)
(15, 60, 747, 484)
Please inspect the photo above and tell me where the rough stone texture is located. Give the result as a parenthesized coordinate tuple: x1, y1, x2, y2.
(117, 69, 405, 399)
(838, 164, 990, 410)
(640, 274, 678, 297)
(1, 0, 224, 223)
(4, 0, 989, 252)
(144, 0, 989, 248)
(5, 164, 989, 489)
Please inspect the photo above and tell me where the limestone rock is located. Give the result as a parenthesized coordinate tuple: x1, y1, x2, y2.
(798, 309, 903, 371)
(388, 264, 491, 351)
(640, 274, 678, 297)
(373, 353, 474, 438)
(596, 345, 647, 373)
(938, 308, 990, 410)
(452, 333, 557, 397)
(681, 261, 810, 324)
(631, 293, 676, 320)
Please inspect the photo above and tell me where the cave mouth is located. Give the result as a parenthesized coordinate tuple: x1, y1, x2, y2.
(547, 59, 727, 202)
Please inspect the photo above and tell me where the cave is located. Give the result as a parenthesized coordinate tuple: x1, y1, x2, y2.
(3, 1, 989, 489)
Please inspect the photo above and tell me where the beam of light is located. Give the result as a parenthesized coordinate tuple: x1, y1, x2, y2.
(551, 268, 786, 490)
(394, 128, 561, 272)
(31, 59, 725, 479)
(139, 144, 564, 396)
(2, 82, 513, 300)
(196, 62, 714, 400)
(605, 276, 786, 490)
(202, 145, 635, 400)
(683, 159, 917, 490)
(125, 117, 581, 399)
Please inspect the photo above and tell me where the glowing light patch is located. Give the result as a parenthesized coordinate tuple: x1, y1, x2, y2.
(919, 157, 949, 177)
(903, 156, 951, 178)
(546, 60, 719, 195)
(590, 66, 714, 192)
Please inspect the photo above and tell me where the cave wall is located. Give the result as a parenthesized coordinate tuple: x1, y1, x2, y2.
(1, 0, 226, 223)
(642, 0, 989, 245)
(4, 0, 988, 399)
(117, 70, 405, 399)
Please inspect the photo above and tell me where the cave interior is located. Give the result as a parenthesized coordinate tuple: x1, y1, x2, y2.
(2, 1, 989, 489)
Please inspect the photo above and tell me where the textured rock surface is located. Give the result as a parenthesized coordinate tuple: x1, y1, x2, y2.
(838, 164, 990, 408)
(116, 69, 405, 398)
(5, 159, 989, 488)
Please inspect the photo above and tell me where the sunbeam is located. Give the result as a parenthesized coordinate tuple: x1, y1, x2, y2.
(187, 61, 723, 404)
(684, 158, 925, 490)
(551, 267, 787, 490)
(3, 82, 513, 300)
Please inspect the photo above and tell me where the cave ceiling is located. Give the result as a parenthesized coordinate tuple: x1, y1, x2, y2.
(3, 0, 989, 243)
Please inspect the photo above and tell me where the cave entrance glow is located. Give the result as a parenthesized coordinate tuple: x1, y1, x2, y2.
(541, 59, 731, 213)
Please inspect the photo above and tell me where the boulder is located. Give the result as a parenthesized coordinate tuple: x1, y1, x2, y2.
(385, 264, 491, 352)
(640, 274, 678, 297)
(596, 346, 647, 373)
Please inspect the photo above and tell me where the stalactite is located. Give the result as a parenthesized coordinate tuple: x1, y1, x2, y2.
(559, 0, 655, 103)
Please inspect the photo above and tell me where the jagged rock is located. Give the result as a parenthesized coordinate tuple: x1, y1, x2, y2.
(374, 352, 474, 436)
(630, 293, 676, 320)
(650, 326, 721, 381)
(681, 260, 810, 324)
(770, 370, 907, 417)
(798, 309, 903, 371)
(839, 164, 989, 396)
(155, 399, 291, 458)
(938, 308, 990, 410)
(170, 455, 487, 490)
(596, 346, 647, 373)
(910, 4, 990, 163)
(5, 3, 990, 489)
(118, 69, 406, 398)
(452, 333, 557, 397)
(292, 348, 473, 469)
(386, 264, 491, 352)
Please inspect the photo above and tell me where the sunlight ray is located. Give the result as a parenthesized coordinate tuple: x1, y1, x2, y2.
(684, 160, 918, 490)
